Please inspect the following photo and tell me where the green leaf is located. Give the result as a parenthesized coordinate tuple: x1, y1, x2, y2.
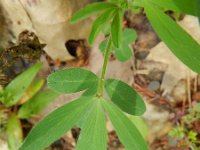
(76, 97, 107, 150)
(188, 131, 197, 142)
(169, 127, 185, 139)
(114, 28, 137, 61)
(128, 116, 148, 139)
(131, 6, 141, 14)
(115, 45, 132, 61)
(47, 68, 98, 94)
(196, 0, 200, 23)
(19, 79, 45, 104)
(7, 113, 23, 150)
(70, 2, 117, 24)
(18, 89, 59, 119)
(99, 39, 108, 54)
(122, 28, 137, 44)
(102, 23, 111, 35)
(110, 0, 124, 3)
(82, 84, 98, 96)
(102, 99, 148, 150)
(3, 63, 42, 107)
(133, 0, 144, 7)
(111, 9, 123, 48)
(170, 0, 196, 16)
(99, 28, 137, 61)
(144, 0, 200, 74)
(19, 96, 95, 150)
(146, 0, 196, 16)
(105, 79, 146, 115)
(89, 9, 116, 44)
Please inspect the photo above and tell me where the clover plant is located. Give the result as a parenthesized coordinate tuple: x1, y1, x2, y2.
(19, 0, 200, 150)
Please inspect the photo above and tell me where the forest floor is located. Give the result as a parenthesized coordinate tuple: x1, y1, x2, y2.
(0, 4, 200, 150)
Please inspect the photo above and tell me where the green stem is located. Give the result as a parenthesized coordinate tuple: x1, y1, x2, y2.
(97, 35, 112, 97)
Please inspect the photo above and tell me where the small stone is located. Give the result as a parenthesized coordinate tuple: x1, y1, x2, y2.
(148, 81, 160, 91)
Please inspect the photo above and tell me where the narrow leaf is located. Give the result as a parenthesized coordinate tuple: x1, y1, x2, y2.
(89, 9, 116, 44)
(3, 63, 41, 107)
(18, 89, 59, 119)
(76, 97, 107, 150)
(129, 116, 149, 139)
(102, 99, 148, 150)
(111, 9, 123, 48)
(70, 2, 117, 24)
(47, 68, 98, 94)
(19, 96, 94, 150)
(110, 0, 124, 3)
(196, 0, 200, 23)
(105, 79, 146, 115)
(147, 0, 196, 16)
(19, 79, 45, 105)
(133, 0, 143, 7)
(170, 0, 196, 15)
(7, 113, 23, 150)
(144, 0, 200, 74)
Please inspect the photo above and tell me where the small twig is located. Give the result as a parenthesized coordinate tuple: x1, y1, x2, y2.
(135, 69, 149, 75)
(182, 97, 186, 114)
(194, 75, 198, 93)
(187, 70, 192, 108)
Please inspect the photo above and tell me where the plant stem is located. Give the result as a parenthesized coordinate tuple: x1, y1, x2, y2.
(97, 35, 112, 97)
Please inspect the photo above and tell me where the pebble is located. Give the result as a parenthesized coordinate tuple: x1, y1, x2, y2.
(148, 81, 161, 91)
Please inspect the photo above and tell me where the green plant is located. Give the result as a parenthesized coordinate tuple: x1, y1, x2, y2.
(169, 103, 200, 149)
(0, 64, 59, 150)
(19, 0, 200, 150)
(183, 103, 200, 124)
(169, 126, 185, 139)
(169, 126, 199, 149)
(99, 28, 137, 61)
